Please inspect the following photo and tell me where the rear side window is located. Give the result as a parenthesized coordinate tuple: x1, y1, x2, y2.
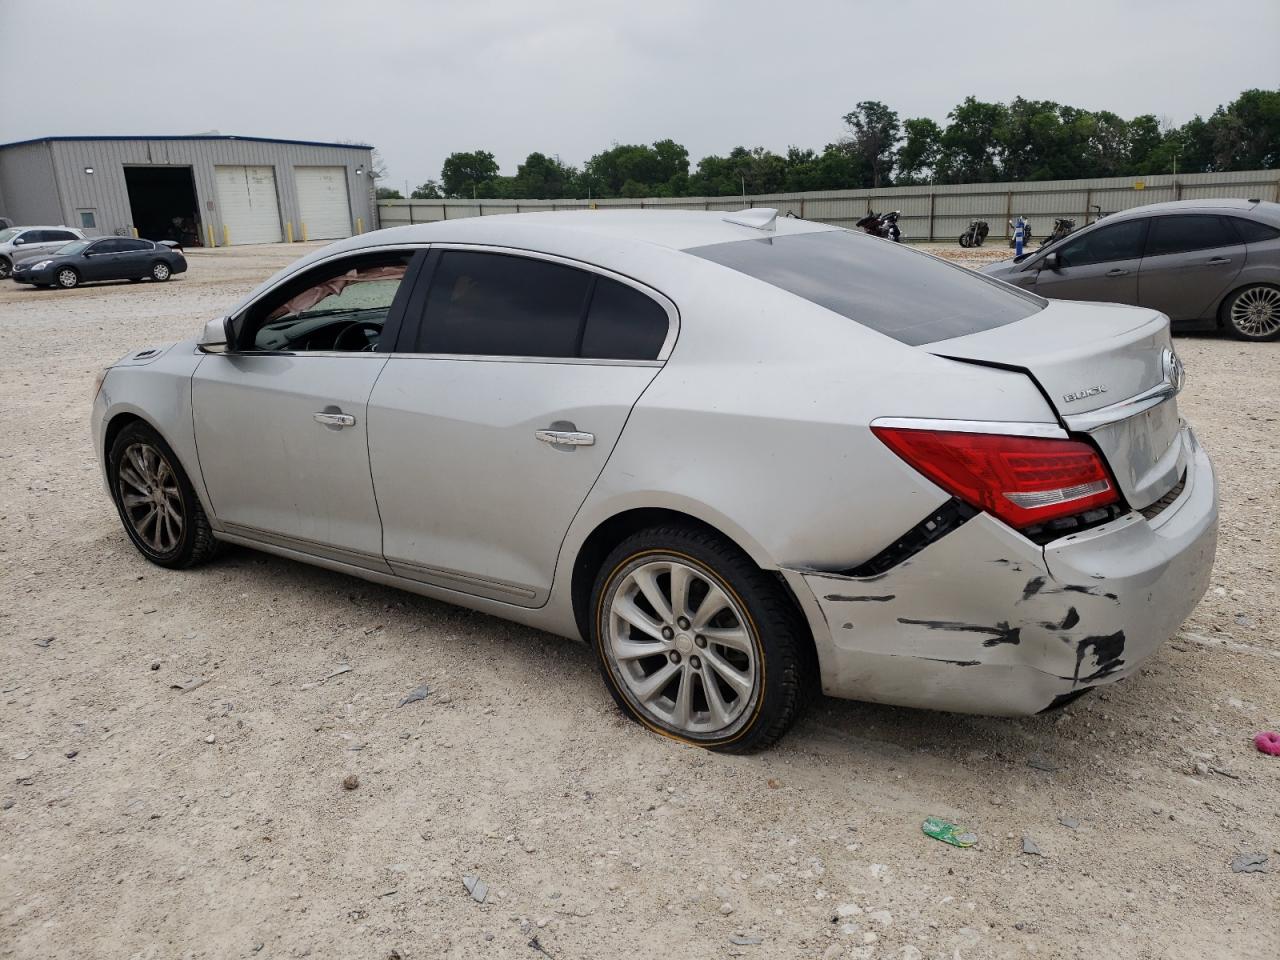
(1145, 215, 1238, 257)
(581, 277, 669, 360)
(417, 251, 592, 357)
(1229, 216, 1280, 244)
(119, 238, 154, 251)
(416, 251, 670, 360)
(1056, 219, 1148, 267)
(688, 229, 1043, 346)
(92, 239, 123, 253)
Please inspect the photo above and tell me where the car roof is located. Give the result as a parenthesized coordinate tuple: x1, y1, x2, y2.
(12, 225, 80, 231)
(1106, 198, 1278, 221)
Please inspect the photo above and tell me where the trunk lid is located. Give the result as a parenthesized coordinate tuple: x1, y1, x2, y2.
(929, 300, 1185, 510)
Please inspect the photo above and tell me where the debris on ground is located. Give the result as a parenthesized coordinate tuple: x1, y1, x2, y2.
(1229, 853, 1268, 874)
(33, 637, 53, 648)
(922, 816, 977, 847)
(342, 774, 360, 791)
(1058, 816, 1080, 830)
(1022, 836, 1043, 856)
(397, 684, 430, 707)
(1026, 754, 1059, 772)
(299, 664, 352, 690)
(170, 676, 210, 693)
(730, 934, 763, 945)
(462, 874, 488, 903)
(527, 935, 554, 957)
(1254, 731, 1280, 756)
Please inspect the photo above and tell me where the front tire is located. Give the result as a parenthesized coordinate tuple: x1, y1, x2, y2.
(1222, 285, 1280, 341)
(590, 525, 809, 753)
(108, 421, 218, 569)
(55, 267, 80, 289)
(0, 257, 11, 279)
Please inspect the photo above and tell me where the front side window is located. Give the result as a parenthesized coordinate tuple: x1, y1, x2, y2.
(689, 229, 1043, 347)
(1144, 215, 1237, 257)
(1055, 219, 1148, 268)
(244, 254, 410, 352)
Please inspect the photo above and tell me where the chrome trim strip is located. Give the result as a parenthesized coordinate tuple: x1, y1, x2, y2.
(383, 353, 663, 368)
(220, 521, 391, 573)
(385, 556, 538, 601)
(1062, 379, 1176, 433)
(870, 416, 1068, 439)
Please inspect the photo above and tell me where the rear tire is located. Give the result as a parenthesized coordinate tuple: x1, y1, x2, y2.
(1222, 284, 1280, 341)
(150, 261, 171, 281)
(959, 234, 971, 248)
(589, 525, 809, 753)
(108, 421, 218, 569)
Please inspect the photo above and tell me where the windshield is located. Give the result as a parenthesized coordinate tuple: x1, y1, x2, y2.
(688, 229, 1045, 346)
(57, 240, 91, 255)
(0, 228, 19, 243)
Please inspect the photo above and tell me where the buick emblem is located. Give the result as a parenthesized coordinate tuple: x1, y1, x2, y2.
(1163, 348, 1186, 394)
(1063, 385, 1107, 403)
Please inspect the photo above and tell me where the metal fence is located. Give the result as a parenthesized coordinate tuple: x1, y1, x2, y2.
(377, 169, 1280, 243)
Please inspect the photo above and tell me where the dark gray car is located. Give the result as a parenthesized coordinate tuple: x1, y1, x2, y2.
(982, 199, 1280, 341)
(11, 236, 187, 289)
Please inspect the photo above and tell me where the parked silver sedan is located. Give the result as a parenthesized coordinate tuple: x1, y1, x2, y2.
(92, 210, 1217, 751)
(982, 199, 1280, 341)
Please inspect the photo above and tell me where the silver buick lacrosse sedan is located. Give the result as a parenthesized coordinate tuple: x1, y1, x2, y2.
(92, 209, 1217, 752)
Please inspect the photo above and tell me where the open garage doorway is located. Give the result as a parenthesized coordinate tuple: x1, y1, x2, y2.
(124, 166, 203, 246)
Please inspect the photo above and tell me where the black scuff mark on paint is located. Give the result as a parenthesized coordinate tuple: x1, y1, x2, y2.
(1038, 607, 1080, 631)
(825, 594, 896, 603)
(990, 558, 1024, 572)
(842, 622, 853, 630)
(889, 654, 981, 667)
(1020, 577, 1047, 602)
(897, 618, 1022, 647)
(1052, 584, 1120, 603)
(1073, 631, 1126, 684)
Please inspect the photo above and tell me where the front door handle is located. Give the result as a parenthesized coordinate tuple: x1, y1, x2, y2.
(1105, 268, 1130, 277)
(1206, 256, 1231, 265)
(535, 429, 595, 446)
(314, 411, 356, 428)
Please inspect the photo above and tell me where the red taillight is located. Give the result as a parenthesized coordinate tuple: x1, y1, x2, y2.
(871, 427, 1119, 529)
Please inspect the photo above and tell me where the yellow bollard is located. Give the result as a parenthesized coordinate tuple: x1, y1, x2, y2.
(131, 226, 139, 238)
(222, 225, 230, 246)
(286, 221, 294, 243)
(206, 224, 216, 248)
(356, 217, 363, 234)
(301, 222, 308, 242)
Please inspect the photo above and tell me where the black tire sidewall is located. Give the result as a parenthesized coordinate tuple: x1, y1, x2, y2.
(589, 526, 805, 752)
(108, 423, 203, 567)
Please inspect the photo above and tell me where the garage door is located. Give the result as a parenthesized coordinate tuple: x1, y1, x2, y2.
(214, 165, 282, 245)
(295, 166, 352, 240)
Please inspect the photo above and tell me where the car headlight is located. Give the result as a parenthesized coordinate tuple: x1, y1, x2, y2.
(29, 260, 53, 270)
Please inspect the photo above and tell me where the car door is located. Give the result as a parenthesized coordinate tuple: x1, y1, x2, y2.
(1137, 214, 1245, 321)
(1029, 217, 1148, 304)
(81, 238, 127, 279)
(113, 238, 155, 279)
(367, 248, 675, 606)
(12, 229, 55, 260)
(191, 249, 422, 570)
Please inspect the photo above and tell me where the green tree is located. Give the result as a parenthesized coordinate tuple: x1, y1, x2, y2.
(440, 150, 499, 198)
(938, 97, 1007, 183)
(375, 187, 403, 200)
(896, 118, 943, 183)
(841, 101, 900, 188)
(410, 180, 443, 199)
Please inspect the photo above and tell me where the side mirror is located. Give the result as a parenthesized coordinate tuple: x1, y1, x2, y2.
(13, 237, 24, 245)
(1042, 251, 1060, 271)
(198, 316, 232, 354)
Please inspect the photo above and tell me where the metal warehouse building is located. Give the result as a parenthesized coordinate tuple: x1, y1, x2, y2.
(0, 135, 376, 246)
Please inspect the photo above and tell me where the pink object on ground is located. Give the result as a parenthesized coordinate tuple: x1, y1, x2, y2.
(1255, 732, 1280, 756)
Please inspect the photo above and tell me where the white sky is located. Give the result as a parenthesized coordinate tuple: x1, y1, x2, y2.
(1, 0, 1276, 189)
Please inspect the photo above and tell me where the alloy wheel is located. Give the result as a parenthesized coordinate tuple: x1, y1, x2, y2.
(152, 263, 170, 281)
(57, 268, 78, 288)
(603, 556, 760, 736)
(0, 259, 10, 279)
(116, 442, 185, 555)
(1230, 286, 1280, 339)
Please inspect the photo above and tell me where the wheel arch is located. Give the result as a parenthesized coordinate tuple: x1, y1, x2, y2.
(567, 506, 817, 673)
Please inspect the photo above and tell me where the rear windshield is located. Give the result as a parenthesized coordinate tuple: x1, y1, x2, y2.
(688, 229, 1045, 346)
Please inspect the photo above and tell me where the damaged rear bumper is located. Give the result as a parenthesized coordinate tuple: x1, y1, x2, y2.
(781, 426, 1217, 716)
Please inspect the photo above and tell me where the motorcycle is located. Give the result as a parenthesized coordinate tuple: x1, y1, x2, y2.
(1007, 217, 1034, 249)
(855, 209, 903, 242)
(958, 219, 989, 248)
(1040, 217, 1075, 248)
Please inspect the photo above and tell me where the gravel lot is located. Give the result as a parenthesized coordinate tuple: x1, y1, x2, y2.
(1, 241, 1277, 960)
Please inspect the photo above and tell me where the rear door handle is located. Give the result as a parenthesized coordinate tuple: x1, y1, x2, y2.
(535, 429, 595, 446)
(1206, 256, 1231, 264)
(314, 411, 356, 428)
(1105, 268, 1130, 277)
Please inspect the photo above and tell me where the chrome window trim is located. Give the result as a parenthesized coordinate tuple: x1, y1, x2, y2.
(231, 240, 680, 365)
(1062, 378, 1177, 433)
(870, 416, 1069, 439)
